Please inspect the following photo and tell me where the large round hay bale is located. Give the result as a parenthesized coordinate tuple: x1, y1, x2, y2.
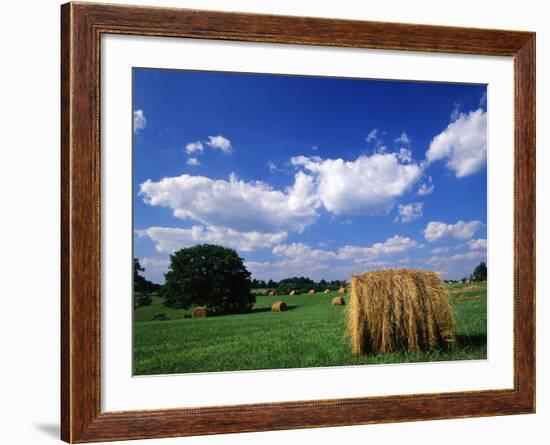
(323, 289, 330, 294)
(308, 289, 315, 295)
(192, 307, 208, 318)
(332, 296, 345, 306)
(289, 290, 298, 296)
(268, 290, 276, 296)
(271, 301, 287, 312)
(338, 287, 346, 294)
(348, 269, 455, 354)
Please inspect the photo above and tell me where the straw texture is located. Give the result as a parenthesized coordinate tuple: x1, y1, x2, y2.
(348, 269, 455, 354)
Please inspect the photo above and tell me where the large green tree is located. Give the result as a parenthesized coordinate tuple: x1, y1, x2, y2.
(162, 244, 255, 314)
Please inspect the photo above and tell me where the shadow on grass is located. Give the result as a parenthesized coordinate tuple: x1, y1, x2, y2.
(250, 305, 298, 314)
(456, 334, 487, 348)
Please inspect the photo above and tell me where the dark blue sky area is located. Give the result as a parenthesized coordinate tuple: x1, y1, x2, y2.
(133, 68, 487, 283)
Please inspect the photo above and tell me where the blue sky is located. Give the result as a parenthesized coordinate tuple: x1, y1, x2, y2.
(133, 68, 487, 283)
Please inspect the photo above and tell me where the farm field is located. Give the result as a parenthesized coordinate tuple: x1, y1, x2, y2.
(133, 282, 487, 375)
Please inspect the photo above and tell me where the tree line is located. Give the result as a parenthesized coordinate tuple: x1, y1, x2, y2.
(251, 277, 347, 294)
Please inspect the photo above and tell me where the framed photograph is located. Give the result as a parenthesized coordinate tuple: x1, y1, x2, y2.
(61, 2, 535, 442)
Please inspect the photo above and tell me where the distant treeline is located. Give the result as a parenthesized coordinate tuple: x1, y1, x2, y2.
(134, 258, 162, 294)
(134, 257, 347, 298)
(251, 277, 347, 295)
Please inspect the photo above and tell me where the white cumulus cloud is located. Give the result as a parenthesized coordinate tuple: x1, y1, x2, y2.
(423, 220, 482, 242)
(450, 250, 486, 261)
(247, 235, 421, 281)
(139, 171, 320, 234)
(186, 157, 200, 166)
(185, 141, 204, 154)
(394, 202, 423, 223)
(426, 108, 487, 177)
(138, 225, 287, 253)
(468, 238, 487, 250)
(271, 235, 420, 265)
(133, 109, 146, 134)
(206, 135, 232, 154)
(337, 235, 421, 261)
(273, 243, 336, 261)
(426, 250, 486, 265)
(291, 153, 422, 215)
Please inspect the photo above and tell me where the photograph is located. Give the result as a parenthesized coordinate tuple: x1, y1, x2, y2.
(1, 0, 542, 442)
(132, 68, 488, 376)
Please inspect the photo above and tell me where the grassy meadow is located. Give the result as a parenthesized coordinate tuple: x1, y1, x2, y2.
(133, 281, 487, 375)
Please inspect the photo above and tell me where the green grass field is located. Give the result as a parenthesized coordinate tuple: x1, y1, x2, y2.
(133, 282, 487, 375)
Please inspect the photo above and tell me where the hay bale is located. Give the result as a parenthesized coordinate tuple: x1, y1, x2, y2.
(324, 289, 330, 294)
(192, 307, 208, 318)
(332, 296, 345, 306)
(338, 287, 346, 294)
(289, 290, 299, 296)
(271, 301, 287, 312)
(348, 269, 455, 355)
(308, 289, 315, 295)
(268, 290, 277, 296)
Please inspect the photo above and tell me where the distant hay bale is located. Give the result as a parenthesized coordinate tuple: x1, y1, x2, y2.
(268, 290, 277, 296)
(338, 287, 346, 294)
(192, 307, 208, 318)
(271, 301, 287, 312)
(348, 269, 455, 355)
(332, 296, 345, 306)
(309, 289, 315, 294)
(289, 290, 299, 296)
(324, 289, 330, 294)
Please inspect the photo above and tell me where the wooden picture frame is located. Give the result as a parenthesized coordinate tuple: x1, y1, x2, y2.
(61, 2, 535, 442)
